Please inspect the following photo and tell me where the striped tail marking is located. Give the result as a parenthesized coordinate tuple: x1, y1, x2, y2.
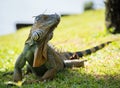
(70, 41, 111, 59)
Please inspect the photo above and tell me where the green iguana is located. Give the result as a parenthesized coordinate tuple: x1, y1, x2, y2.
(13, 14, 112, 83)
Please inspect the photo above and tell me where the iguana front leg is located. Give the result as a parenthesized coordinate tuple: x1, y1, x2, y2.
(13, 53, 26, 82)
(41, 68, 57, 81)
(38, 46, 63, 81)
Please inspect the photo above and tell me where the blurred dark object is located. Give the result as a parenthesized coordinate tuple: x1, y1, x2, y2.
(84, 1, 94, 11)
(16, 23, 33, 30)
(105, 0, 120, 34)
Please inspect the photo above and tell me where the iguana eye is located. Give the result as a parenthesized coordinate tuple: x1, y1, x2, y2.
(43, 15, 48, 20)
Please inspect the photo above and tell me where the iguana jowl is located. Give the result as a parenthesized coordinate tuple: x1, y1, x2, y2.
(13, 14, 111, 82)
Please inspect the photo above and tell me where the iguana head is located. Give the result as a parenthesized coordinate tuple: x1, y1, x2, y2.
(33, 14, 60, 29)
(28, 14, 60, 67)
(31, 14, 60, 41)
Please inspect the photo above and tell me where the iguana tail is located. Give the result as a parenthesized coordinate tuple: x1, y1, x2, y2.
(69, 41, 112, 59)
(63, 41, 112, 68)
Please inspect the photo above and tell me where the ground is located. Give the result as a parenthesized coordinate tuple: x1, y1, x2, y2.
(0, 10, 120, 88)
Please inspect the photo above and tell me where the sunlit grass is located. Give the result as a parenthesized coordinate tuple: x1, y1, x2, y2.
(0, 9, 120, 88)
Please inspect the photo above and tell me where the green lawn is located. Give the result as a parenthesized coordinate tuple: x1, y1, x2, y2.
(0, 10, 120, 88)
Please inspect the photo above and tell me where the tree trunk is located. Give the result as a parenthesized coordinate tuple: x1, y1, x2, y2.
(105, 0, 120, 34)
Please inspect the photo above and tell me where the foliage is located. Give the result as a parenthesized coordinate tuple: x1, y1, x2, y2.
(84, 1, 94, 11)
(0, 10, 120, 88)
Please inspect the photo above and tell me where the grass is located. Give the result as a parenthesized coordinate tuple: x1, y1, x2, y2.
(0, 9, 120, 88)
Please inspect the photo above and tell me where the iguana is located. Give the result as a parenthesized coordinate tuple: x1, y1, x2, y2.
(12, 14, 112, 83)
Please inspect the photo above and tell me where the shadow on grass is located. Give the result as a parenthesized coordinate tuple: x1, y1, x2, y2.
(0, 71, 13, 88)
(0, 69, 120, 88)
(54, 69, 120, 88)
